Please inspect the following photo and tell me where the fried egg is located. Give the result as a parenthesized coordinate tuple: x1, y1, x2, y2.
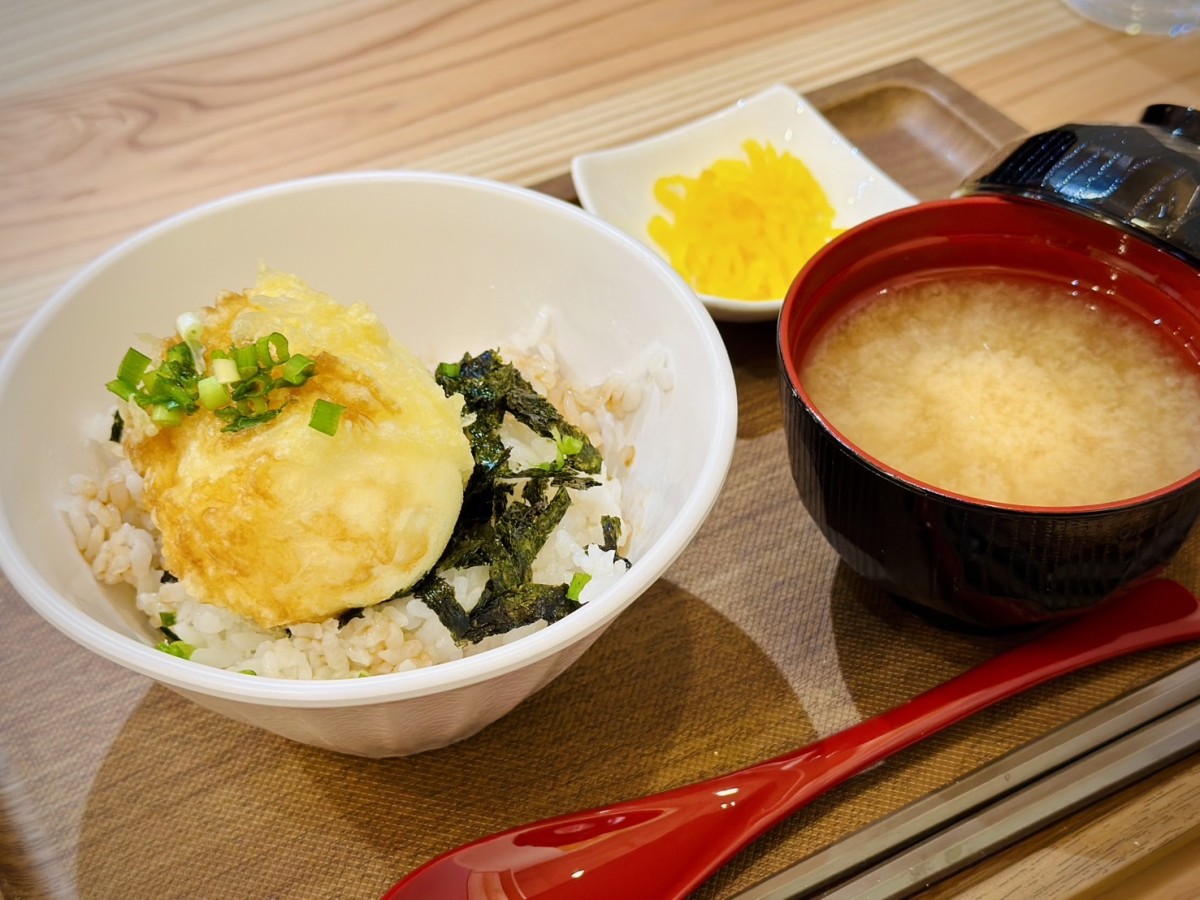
(121, 269, 475, 628)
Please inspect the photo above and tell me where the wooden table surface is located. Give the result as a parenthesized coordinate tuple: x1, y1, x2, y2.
(3, 2, 1200, 898)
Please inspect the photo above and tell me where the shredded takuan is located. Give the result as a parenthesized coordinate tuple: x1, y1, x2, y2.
(647, 139, 842, 301)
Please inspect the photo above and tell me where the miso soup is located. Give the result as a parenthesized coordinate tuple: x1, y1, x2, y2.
(800, 275, 1200, 507)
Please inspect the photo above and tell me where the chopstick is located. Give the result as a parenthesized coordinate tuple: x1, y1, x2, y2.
(730, 656, 1200, 899)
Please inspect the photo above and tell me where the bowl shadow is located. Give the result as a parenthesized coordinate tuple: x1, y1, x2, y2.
(73, 579, 811, 899)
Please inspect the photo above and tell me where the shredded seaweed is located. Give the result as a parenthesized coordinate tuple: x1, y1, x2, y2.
(600, 515, 631, 568)
(405, 350, 621, 643)
(489, 483, 572, 594)
(336, 606, 366, 628)
(436, 350, 603, 475)
(410, 574, 470, 638)
(109, 409, 124, 443)
(463, 583, 578, 643)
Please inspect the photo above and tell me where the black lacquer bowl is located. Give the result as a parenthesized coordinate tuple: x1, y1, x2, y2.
(777, 191, 1200, 630)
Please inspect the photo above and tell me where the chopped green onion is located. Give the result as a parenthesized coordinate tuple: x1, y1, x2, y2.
(254, 332, 290, 367)
(107, 327, 322, 436)
(268, 332, 290, 363)
(159, 380, 195, 409)
(139, 369, 160, 397)
(176, 312, 204, 344)
(177, 312, 206, 374)
(163, 342, 194, 370)
(436, 362, 461, 379)
(186, 343, 206, 374)
(238, 395, 270, 416)
(156, 640, 195, 659)
(115, 347, 152, 387)
(212, 356, 240, 384)
(149, 404, 185, 427)
(105, 378, 137, 401)
(309, 398, 344, 436)
(232, 344, 259, 379)
(232, 374, 270, 400)
(558, 434, 585, 457)
(239, 669, 257, 676)
(567, 572, 591, 601)
(159, 611, 177, 627)
(280, 353, 316, 386)
(197, 376, 230, 410)
(220, 408, 282, 433)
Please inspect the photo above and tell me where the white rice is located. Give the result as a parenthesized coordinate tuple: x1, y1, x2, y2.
(66, 327, 669, 680)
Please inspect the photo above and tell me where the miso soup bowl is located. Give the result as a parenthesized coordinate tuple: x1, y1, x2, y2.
(778, 194, 1200, 629)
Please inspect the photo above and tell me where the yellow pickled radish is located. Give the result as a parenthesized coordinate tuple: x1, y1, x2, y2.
(647, 139, 842, 301)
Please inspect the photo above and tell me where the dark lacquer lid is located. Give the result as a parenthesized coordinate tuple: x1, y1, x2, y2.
(957, 104, 1200, 270)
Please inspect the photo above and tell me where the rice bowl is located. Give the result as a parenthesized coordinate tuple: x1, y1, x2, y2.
(0, 171, 737, 756)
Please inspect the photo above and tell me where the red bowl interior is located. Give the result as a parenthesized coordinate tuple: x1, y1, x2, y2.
(779, 194, 1200, 512)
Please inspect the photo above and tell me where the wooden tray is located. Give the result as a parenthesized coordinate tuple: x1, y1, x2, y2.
(17, 59, 1200, 900)
(533, 58, 1026, 206)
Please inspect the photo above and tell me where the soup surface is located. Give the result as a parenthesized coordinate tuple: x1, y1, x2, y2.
(800, 275, 1200, 507)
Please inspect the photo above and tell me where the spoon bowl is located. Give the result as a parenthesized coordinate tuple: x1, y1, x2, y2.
(383, 578, 1200, 899)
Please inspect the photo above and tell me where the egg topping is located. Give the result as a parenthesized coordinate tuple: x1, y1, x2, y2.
(117, 269, 475, 628)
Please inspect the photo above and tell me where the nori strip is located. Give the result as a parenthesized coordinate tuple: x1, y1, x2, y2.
(336, 606, 366, 627)
(600, 515, 631, 569)
(463, 582, 579, 643)
(404, 350, 619, 643)
(412, 574, 470, 639)
(505, 468, 599, 490)
(437, 349, 604, 475)
(410, 485, 580, 643)
(110, 409, 124, 443)
(489, 484, 572, 594)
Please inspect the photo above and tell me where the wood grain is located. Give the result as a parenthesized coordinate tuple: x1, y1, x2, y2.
(3, 0, 1197, 358)
(925, 753, 1200, 898)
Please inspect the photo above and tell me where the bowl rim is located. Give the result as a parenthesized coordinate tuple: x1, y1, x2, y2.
(777, 194, 1200, 515)
(0, 169, 739, 708)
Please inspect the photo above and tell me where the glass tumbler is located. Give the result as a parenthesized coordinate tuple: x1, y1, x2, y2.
(1060, 0, 1200, 34)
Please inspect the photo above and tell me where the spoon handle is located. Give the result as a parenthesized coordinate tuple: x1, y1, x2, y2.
(385, 579, 1200, 900)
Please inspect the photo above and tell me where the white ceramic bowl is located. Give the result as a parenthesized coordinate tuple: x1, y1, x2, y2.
(0, 171, 737, 757)
(572, 84, 918, 323)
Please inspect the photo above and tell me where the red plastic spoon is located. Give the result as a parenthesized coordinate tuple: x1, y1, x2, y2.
(383, 579, 1200, 900)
